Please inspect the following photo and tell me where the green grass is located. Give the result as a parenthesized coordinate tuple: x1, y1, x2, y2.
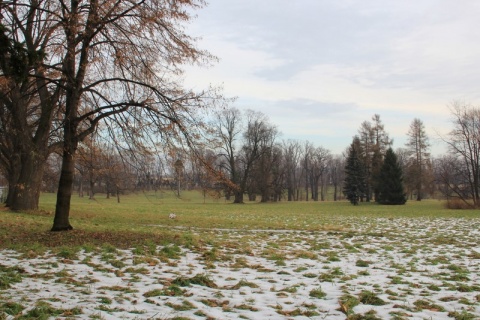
(0, 191, 478, 251)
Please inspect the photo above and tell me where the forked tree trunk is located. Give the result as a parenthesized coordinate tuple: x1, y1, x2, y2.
(52, 146, 75, 231)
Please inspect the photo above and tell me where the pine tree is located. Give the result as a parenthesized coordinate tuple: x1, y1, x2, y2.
(343, 137, 365, 205)
(377, 148, 406, 205)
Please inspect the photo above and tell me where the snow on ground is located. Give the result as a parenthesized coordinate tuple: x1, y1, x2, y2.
(1, 217, 479, 319)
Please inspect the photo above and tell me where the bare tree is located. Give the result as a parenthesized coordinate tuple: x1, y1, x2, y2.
(328, 155, 345, 201)
(249, 123, 279, 202)
(213, 107, 243, 200)
(235, 111, 276, 203)
(441, 102, 480, 207)
(434, 155, 471, 202)
(213, 108, 277, 203)
(301, 141, 315, 201)
(2, 0, 220, 230)
(309, 146, 331, 201)
(60, 0, 216, 230)
(282, 140, 302, 201)
(269, 145, 285, 202)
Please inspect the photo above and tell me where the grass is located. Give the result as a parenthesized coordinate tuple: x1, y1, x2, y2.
(1, 191, 478, 251)
(1, 192, 479, 319)
(0, 265, 24, 289)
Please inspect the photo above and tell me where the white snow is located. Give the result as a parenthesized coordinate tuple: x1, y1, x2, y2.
(1, 217, 479, 319)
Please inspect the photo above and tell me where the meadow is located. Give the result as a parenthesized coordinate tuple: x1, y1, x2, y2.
(0, 191, 479, 319)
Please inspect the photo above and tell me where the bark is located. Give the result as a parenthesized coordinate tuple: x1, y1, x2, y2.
(10, 151, 46, 210)
(4, 153, 21, 207)
(52, 147, 75, 231)
(233, 190, 244, 203)
(89, 172, 95, 199)
(287, 187, 293, 201)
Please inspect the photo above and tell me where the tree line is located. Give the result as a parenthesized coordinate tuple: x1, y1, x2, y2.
(30, 104, 480, 211)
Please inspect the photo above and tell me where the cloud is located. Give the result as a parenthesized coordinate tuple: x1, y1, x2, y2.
(184, 0, 480, 154)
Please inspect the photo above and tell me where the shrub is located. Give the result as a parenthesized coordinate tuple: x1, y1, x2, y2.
(444, 199, 473, 209)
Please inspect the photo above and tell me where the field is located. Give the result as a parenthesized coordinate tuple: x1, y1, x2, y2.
(0, 191, 479, 319)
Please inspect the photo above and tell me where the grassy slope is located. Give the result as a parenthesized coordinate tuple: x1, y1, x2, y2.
(0, 190, 477, 251)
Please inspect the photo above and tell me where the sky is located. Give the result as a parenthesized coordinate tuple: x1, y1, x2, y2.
(184, 0, 480, 155)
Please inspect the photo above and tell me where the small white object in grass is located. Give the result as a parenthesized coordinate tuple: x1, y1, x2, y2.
(169, 213, 177, 219)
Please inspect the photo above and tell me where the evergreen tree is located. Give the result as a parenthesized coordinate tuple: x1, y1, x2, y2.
(343, 137, 365, 205)
(377, 148, 406, 205)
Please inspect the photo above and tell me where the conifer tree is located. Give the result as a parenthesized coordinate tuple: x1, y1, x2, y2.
(377, 148, 406, 205)
(343, 137, 365, 205)
(405, 118, 430, 201)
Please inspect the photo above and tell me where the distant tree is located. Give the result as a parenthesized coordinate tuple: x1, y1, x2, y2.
(282, 140, 302, 201)
(213, 108, 276, 203)
(441, 102, 480, 207)
(269, 145, 285, 202)
(328, 155, 345, 201)
(343, 137, 365, 205)
(405, 118, 430, 200)
(302, 141, 315, 201)
(308, 146, 331, 201)
(357, 114, 392, 202)
(213, 107, 242, 200)
(237, 111, 277, 203)
(376, 148, 406, 205)
(357, 121, 374, 201)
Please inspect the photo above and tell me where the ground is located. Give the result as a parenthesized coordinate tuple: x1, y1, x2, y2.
(1, 215, 479, 319)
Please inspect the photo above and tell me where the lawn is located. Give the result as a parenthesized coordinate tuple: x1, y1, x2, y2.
(0, 191, 479, 319)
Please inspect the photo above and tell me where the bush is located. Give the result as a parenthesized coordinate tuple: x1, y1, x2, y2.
(444, 199, 473, 209)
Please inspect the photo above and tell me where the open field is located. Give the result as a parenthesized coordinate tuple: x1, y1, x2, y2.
(1, 192, 479, 319)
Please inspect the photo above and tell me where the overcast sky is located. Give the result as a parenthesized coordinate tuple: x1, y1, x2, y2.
(184, 0, 480, 155)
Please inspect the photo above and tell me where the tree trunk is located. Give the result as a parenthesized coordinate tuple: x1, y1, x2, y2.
(51, 147, 75, 231)
(5, 158, 20, 207)
(10, 152, 46, 211)
(88, 170, 95, 199)
(78, 177, 84, 197)
(233, 190, 244, 203)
